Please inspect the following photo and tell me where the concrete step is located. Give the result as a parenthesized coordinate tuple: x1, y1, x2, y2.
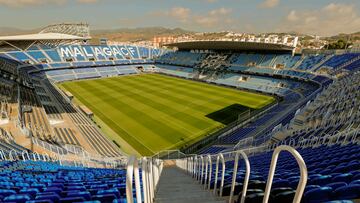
(154, 167, 226, 203)
(156, 198, 225, 203)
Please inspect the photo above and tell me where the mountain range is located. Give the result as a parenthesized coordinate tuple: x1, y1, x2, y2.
(0, 26, 358, 43)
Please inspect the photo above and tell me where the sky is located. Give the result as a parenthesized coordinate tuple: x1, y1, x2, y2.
(0, 0, 359, 36)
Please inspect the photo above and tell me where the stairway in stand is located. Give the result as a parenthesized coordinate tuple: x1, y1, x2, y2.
(154, 166, 225, 203)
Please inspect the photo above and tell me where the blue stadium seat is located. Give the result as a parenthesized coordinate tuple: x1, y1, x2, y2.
(35, 194, 60, 202)
(331, 173, 353, 183)
(4, 194, 31, 203)
(67, 191, 91, 201)
(97, 188, 121, 199)
(0, 189, 16, 197)
(325, 182, 347, 190)
(333, 185, 360, 199)
(91, 194, 117, 202)
(303, 187, 332, 203)
(60, 196, 86, 203)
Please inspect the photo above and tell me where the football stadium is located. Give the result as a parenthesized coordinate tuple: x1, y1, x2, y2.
(0, 2, 359, 202)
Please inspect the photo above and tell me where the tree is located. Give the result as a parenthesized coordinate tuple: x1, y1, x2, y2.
(327, 39, 352, 50)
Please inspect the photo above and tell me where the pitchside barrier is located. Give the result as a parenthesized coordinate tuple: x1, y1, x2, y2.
(182, 101, 279, 154)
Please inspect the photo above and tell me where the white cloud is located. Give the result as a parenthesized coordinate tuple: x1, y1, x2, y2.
(287, 10, 298, 22)
(77, 0, 98, 3)
(259, 0, 279, 8)
(151, 7, 190, 23)
(209, 7, 232, 16)
(278, 3, 360, 36)
(169, 7, 191, 23)
(0, 0, 66, 7)
(154, 7, 234, 29)
(0, 0, 98, 7)
(194, 8, 233, 28)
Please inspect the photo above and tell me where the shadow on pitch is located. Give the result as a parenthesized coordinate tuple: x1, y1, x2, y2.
(205, 104, 253, 125)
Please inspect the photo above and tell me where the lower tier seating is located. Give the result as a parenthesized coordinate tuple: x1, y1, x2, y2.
(204, 143, 360, 203)
(0, 160, 127, 203)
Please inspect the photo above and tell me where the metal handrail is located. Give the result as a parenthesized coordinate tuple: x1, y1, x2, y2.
(32, 152, 40, 161)
(203, 156, 208, 185)
(188, 157, 193, 175)
(213, 153, 225, 196)
(205, 154, 212, 189)
(229, 150, 250, 203)
(172, 141, 313, 203)
(142, 157, 150, 203)
(9, 149, 17, 161)
(199, 155, 204, 183)
(148, 158, 155, 202)
(153, 159, 162, 189)
(263, 145, 308, 203)
(22, 150, 30, 160)
(126, 156, 142, 203)
(193, 155, 198, 179)
(0, 150, 6, 160)
(141, 157, 163, 203)
(152, 149, 189, 160)
(350, 131, 359, 144)
(287, 138, 296, 147)
(43, 152, 51, 161)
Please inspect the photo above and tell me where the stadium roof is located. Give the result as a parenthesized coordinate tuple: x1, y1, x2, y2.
(0, 33, 88, 41)
(0, 32, 89, 51)
(0, 23, 91, 51)
(165, 41, 295, 53)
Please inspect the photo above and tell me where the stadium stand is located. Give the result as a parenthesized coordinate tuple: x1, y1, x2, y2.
(320, 53, 360, 70)
(43, 80, 122, 157)
(19, 86, 53, 142)
(54, 128, 80, 146)
(42, 104, 63, 120)
(169, 63, 359, 202)
(0, 23, 360, 202)
(0, 160, 130, 202)
(343, 58, 360, 72)
(296, 55, 327, 70)
(175, 142, 360, 203)
(277, 72, 360, 145)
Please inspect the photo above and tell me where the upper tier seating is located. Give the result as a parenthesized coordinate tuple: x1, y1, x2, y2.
(273, 54, 301, 68)
(157, 51, 360, 82)
(321, 53, 360, 70)
(156, 51, 204, 67)
(0, 45, 159, 72)
(297, 55, 326, 70)
(290, 72, 360, 132)
(342, 58, 360, 72)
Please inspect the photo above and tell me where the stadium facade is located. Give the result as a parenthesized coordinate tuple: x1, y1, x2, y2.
(0, 23, 359, 202)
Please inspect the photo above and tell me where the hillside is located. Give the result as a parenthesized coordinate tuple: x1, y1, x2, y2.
(91, 27, 193, 43)
(0, 26, 192, 43)
(324, 32, 360, 42)
(0, 25, 358, 46)
(0, 27, 40, 36)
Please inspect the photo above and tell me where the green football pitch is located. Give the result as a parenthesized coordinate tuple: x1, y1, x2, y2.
(59, 74, 275, 156)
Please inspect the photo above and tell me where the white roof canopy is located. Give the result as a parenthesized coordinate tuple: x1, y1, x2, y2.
(0, 23, 91, 51)
(0, 33, 90, 51)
